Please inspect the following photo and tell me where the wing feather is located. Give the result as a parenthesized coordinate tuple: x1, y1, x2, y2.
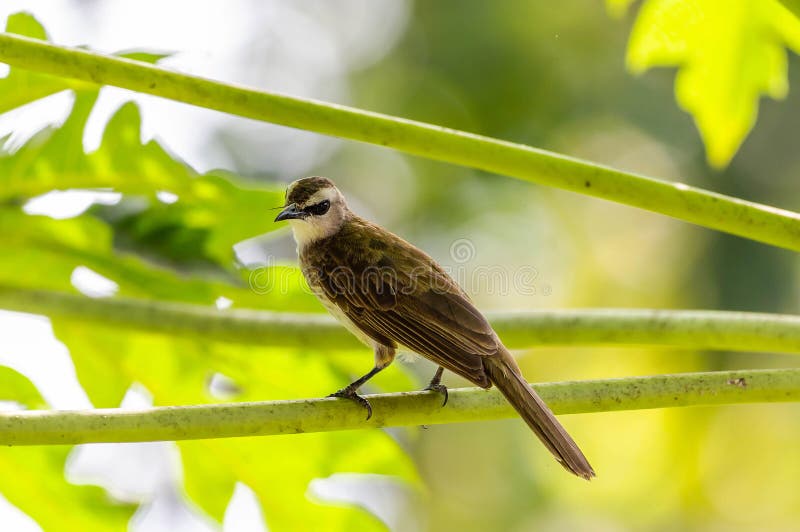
(303, 216, 497, 387)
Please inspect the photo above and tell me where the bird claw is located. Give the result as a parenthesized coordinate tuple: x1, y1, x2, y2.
(424, 383, 449, 407)
(328, 387, 373, 420)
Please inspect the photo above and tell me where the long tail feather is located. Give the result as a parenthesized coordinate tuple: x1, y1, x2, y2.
(483, 353, 595, 480)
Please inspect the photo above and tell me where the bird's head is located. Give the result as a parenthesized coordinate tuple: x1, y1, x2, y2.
(274, 176, 348, 246)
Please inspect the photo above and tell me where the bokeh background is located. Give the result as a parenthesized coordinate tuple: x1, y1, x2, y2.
(1, 1, 799, 531)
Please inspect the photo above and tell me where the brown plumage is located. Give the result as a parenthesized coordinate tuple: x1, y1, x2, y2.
(276, 177, 595, 480)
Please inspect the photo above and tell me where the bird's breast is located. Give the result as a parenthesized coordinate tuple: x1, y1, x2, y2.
(300, 255, 376, 350)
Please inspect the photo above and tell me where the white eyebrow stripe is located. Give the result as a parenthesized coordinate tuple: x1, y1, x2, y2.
(304, 187, 337, 206)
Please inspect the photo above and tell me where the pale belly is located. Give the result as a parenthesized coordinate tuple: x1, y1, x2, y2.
(307, 283, 376, 349)
(306, 278, 419, 363)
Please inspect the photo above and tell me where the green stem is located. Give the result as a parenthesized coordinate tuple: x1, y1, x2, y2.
(779, 0, 800, 20)
(2, 368, 797, 445)
(1, 33, 799, 250)
(4, 286, 800, 353)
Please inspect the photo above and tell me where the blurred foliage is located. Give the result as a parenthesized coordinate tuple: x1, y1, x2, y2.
(0, 12, 416, 531)
(781, 0, 800, 18)
(2, 3, 800, 532)
(0, 367, 134, 530)
(0, 14, 87, 115)
(621, 0, 800, 168)
(343, 2, 800, 531)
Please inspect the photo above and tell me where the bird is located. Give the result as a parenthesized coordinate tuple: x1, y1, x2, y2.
(274, 176, 595, 480)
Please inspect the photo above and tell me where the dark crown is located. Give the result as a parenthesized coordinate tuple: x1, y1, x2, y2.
(286, 176, 335, 205)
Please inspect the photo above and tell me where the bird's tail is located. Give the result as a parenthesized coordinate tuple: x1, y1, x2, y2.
(483, 352, 595, 480)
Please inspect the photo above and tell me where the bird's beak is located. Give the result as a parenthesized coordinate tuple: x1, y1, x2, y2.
(274, 203, 305, 222)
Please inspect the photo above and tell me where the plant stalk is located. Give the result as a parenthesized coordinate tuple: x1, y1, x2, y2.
(1, 368, 797, 445)
(0, 33, 799, 250)
(3, 286, 800, 353)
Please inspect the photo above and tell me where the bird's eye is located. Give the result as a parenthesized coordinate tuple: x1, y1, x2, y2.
(305, 199, 330, 216)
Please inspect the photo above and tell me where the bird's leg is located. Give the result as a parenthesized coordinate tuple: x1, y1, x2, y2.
(328, 345, 395, 421)
(328, 366, 385, 420)
(424, 366, 448, 406)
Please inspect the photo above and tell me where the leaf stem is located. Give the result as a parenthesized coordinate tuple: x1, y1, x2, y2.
(1, 368, 797, 445)
(3, 286, 800, 353)
(1, 33, 799, 249)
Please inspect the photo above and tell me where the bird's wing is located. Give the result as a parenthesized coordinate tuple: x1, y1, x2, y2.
(309, 218, 498, 387)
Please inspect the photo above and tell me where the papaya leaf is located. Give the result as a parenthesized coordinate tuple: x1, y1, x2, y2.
(0, 366, 44, 409)
(51, 319, 419, 529)
(0, 207, 320, 310)
(778, 0, 800, 20)
(606, 0, 637, 18)
(1, 89, 285, 267)
(0, 11, 417, 531)
(0, 367, 134, 531)
(625, 0, 800, 167)
(0, 13, 92, 115)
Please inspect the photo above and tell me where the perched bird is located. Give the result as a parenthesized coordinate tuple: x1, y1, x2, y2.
(275, 176, 595, 480)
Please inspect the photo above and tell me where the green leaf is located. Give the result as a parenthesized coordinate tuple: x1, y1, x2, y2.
(0, 366, 44, 408)
(0, 82, 318, 308)
(0, 13, 417, 530)
(0, 14, 166, 117)
(606, 0, 637, 18)
(0, 92, 191, 199)
(52, 318, 419, 529)
(115, 49, 173, 64)
(0, 446, 134, 531)
(5, 11, 47, 40)
(1, 90, 285, 267)
(0, 13, 92, 114)
(0, 368, 134, 530)
(626, 0, 800, 167)
(181, 434, 401, 531)
(0, 208, 218, 300)
(179, 345, 418, 530)
(778, 0, 800, 20)
(0, 206, 322, 312)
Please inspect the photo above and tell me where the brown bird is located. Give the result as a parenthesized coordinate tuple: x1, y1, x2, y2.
(275, 176, 595, 480)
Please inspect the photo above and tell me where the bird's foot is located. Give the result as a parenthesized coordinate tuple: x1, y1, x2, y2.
(328, 387, 373, 420)
(424, 382, 449, 407)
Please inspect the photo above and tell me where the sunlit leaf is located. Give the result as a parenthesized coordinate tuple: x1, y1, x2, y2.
(115, 49, 173, 64)
(778, 0, 800, 20)
(0, 84, 308, 305)
(0, 207, 321, 312)
(0, 90, 285, 267)
(0, 366, 45, 408)
(606, 0, 638, 18)
(0, 14, 167, 117)
(181, 343, 418, 531)
(0, 208, 224, 301)
(181, 434, 401, 531)
(0, 367, 134, 530)
(52, 319, 419, 529)
(0, 13, 92, 115)
(626, 0, 800, 167)
(0, 10, 418, 531)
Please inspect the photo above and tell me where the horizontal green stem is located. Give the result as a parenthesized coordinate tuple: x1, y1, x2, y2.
(3, 286, 800, 353)
(2, 368, 797, 445)
(1, 34, 799, 250)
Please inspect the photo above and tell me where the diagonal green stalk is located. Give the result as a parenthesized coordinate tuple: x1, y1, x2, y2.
(3, 286, 800, 353)
(1, 33, 800, 250)
(779, 0, 800, 20)
(1, 368, 797, 445)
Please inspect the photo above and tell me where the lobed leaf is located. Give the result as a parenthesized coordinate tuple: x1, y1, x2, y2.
(0, 367, 134, 530)
(626, 0, 800, 167)
(52, 318, 418, 529)
(0, 13, 90, 115)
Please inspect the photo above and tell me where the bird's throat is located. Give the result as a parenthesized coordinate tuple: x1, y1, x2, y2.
(289, 219, 333, 249)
